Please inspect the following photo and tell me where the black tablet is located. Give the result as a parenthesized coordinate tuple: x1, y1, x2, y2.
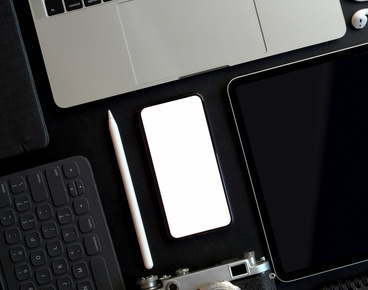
(227, 50, 368, 282)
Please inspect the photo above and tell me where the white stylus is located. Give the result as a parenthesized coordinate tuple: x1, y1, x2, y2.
(108, 110, 154, 269)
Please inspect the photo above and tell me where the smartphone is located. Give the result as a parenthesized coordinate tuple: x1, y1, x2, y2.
(140, 95, 232, 239)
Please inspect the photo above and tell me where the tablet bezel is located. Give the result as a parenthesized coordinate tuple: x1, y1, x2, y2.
(227, 51, 368, 282)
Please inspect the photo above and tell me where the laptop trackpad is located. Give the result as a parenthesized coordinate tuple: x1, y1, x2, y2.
(117, 0, 266, 85)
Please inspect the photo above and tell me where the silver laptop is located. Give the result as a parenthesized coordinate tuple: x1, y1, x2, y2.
(29, 0, 346, 108)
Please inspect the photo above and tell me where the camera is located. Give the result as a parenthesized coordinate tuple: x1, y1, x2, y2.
(136, 251, 277, 290)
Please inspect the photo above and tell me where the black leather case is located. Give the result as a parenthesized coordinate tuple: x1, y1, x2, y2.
(0, 0, 49, 159)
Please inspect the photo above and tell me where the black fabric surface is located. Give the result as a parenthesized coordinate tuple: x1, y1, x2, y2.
(0, 0, 49, 159)
(3, 0, 368, 289)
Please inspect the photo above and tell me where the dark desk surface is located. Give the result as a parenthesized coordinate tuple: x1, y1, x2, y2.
(5, 0, 368, 288)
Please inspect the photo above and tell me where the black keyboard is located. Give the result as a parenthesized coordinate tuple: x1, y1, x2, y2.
(0, 156, 125, 290)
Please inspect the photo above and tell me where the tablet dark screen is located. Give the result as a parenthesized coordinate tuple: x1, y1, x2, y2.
(228, 51, 368, 281)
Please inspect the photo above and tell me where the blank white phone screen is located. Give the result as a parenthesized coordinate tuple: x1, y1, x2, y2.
(141, 95, 231, 238)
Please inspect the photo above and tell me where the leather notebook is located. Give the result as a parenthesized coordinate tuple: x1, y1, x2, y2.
(0, 0, 49, 159)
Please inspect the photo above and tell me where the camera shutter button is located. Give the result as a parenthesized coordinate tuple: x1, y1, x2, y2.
(175, 268, 189, 276)
(200, 281, 241, 290)
(136, 275, 161, 290)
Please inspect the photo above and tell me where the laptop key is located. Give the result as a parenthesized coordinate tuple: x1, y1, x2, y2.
(84, 0, 101, 6)
(64, 0, 83, 11)
(45, 0, 65, 16)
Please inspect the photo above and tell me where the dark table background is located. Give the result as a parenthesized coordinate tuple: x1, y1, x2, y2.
(4, 0, 368, 288)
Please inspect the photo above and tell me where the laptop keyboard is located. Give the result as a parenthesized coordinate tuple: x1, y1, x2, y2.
(45, 0, 115, 16)
(0, 156, 125, 290)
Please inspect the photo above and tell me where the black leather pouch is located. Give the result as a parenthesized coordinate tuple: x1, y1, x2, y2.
(0, 0, 49, 159)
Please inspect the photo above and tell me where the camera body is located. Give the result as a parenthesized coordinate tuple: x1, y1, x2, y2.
(136, 251, 276, 290)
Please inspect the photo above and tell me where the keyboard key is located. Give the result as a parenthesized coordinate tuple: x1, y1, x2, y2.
(0, 182, 11, 208)
(75, 180, 85, 195)
(30, 249, 47, 266)
(42, 221, 58, 238)
(79, 216, 95, 233)
(74, 198, 90, 215)
(67, 244, 83, 261)
(0, 209, 15, 226)
(20, 281, 36, 290)
(64, 0, 83, 11)
(46, 167, 68, 206)
(57, 207, 73, 224)
(77, 280, 94, 290)
(28, 172, 48, 202)
(63, 161, 80, 179)
(36, 204, 53, 220)
(10, 245, 26, 262)
(52, 257, 68, 275)
(68, 181, 78, 197)
(20, 213, 36, 230)
(4, 227, 20, 244)
(57, 276, 74, 290)
(10, 176, 26, 193)
(84, 234, 101, 256)
(15, 195, 31, 212)
(47, 239, 63, 257)
(62, 225, 78, 242)
(35, 267, 52, 285)
(45, 0, 65, 16)
(15, 264, 31, 281)
(90, 257, 113, 289)
(72, 261, 88, 279)
(25, 231, 41, 248)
